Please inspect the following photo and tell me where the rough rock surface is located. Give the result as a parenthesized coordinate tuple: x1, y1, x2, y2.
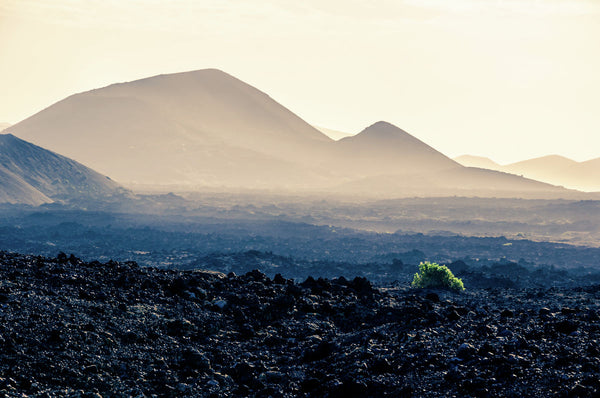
(1, 251, 600, 397)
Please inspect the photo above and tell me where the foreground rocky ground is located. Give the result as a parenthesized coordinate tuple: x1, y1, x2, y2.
(1, 252, 600, 397)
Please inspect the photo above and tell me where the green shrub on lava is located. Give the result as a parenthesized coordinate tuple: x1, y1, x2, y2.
(411, 261, 465, 292)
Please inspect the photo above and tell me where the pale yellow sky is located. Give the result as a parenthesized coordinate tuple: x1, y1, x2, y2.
(1, 0, 599, 163)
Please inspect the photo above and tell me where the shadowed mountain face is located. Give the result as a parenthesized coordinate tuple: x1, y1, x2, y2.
(5, 69, 585, 198)
(0, 134, 123, 205)
(456, 154, 600, 192)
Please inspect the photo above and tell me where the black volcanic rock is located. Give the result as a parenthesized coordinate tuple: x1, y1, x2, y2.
(1, 251, 600, 397)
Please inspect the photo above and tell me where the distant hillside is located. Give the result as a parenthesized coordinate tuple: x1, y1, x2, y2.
(0, 123, 11, 131)
(0, 134, 123, 205)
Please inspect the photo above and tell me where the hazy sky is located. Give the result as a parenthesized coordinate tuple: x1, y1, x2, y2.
(1, 0, 599, 164)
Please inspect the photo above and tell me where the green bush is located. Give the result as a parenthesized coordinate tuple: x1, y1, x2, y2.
(411, 261, 465, 292)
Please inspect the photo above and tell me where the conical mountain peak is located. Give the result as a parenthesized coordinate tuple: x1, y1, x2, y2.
(346, 121, 430, 148)
(341, 120, 447, 154)
(354, 121, 411, 140)
(334, 121, 460, 175)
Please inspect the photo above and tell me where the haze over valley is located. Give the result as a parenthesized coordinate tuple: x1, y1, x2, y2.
(1, 65, 598, 250)
(1, 66, 599, 252)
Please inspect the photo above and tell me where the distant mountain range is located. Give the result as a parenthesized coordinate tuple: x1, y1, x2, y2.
(3, 68, 593, 200)
(0, 133, 123, 205)
(455, 155, 600, 192)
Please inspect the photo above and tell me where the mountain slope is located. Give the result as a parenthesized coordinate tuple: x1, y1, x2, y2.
(0, 166, 52, 205)
(7, 69, 333, 187)
(0, 133, 123, 204)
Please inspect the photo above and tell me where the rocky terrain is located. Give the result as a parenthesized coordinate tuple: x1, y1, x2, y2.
(1, 252, 600, 397)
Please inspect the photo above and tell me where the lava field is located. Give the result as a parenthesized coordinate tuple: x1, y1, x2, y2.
(1, 252, 600, 397)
